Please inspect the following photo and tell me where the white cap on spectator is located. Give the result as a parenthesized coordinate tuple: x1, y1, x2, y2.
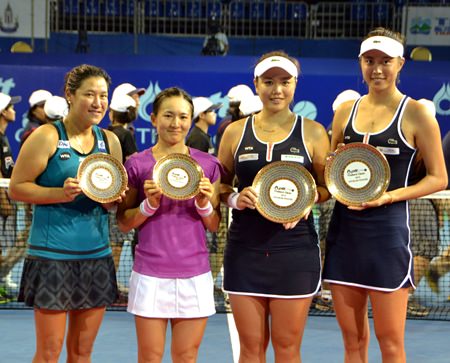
(44, 96, 69, 120)
(110, 94, 136, 112)
(418, 98, 436, 117)
(332, 90, 361, 112)
(193, 97, 222, 120)
(0, 92, 21, 113)
(29, 89, 52, 108)
(227, 84, 254, 104)
(239, 95, 263, 116)
(112, 83, 145, 98)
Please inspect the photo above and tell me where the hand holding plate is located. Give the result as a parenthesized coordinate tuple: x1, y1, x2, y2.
(196, 177, 214, 208)
(239, 186, 258, 210)
(348, 192, 394, 211)
(143, 179, 162, 209)
(63, 177, 82, 202)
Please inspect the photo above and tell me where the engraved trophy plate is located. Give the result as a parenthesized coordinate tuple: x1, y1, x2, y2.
(252, 161, 317, 223)
(153, 153, 203, 200)
(77, 153, 128, 203)
(325, 143, 391, 206)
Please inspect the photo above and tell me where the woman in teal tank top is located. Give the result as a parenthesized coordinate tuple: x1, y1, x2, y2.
(9, 64, 124, 363)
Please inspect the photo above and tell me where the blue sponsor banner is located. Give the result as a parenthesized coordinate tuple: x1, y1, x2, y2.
(0, 54, 449, 159)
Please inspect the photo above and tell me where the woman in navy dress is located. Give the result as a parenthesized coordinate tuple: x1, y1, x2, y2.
(218, 51, 330, 362)
(323, 27, 447, 362)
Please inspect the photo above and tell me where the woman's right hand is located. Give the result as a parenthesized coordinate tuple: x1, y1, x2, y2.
(236, 186, 258, 210)
(63, 177, 82, 202)
(143, 179, 162, 209)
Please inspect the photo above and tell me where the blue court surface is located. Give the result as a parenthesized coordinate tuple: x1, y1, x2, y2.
(1, 309, 449, 362)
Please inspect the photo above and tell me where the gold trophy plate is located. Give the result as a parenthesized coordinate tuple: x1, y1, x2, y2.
(325, 143, 391, 206)
(77, 153, 128, 203)
(153, 153, 203, 200)
(252, 161, 317, 223)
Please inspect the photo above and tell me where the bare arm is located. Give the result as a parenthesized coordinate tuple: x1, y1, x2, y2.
(217, 119, 258, 209)
(8, 124, 80, 204)
(304, 118, 331, 203)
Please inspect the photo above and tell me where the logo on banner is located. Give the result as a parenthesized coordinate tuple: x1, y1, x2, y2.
(293, 101, 317, 120)
(434, 83, 450, 116)
(410, 17, 431, 35)
(0, 3, 18, 33)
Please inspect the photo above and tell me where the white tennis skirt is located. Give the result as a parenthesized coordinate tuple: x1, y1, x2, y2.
(127, 270, 216, 318)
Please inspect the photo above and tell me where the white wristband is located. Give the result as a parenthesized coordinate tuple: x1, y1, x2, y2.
(227, 192, 243, 210)
(139, 199, 158, 217)
(195, 200, 214, 217)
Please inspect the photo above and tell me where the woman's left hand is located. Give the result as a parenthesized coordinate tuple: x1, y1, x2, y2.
(348, 192, 393, 211)
(195, 177, 214, 208)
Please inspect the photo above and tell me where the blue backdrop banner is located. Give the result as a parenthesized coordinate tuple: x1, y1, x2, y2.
(0, 54, 449, 159)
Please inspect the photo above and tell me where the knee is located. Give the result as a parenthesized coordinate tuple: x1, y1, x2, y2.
(171, 346, 199, 363)
(68, 337, 95, 359)
(376, 332, 404, 357)
(40, 337, 64, 362)
(341, 329, 370, 352)
(239, 335, 267, 357)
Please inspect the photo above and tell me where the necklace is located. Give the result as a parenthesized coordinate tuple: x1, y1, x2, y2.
(71, 134, 88, 154)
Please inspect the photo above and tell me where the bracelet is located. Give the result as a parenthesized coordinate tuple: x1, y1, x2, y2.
(227, 192, 243, 210)
(139, 199, 158, 217)
(195, 200, 214, 217)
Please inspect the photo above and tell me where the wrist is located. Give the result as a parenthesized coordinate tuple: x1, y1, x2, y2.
(227, 192, 243, 210)
(139, 199, 159, 217)
(195, 200, 214, 217)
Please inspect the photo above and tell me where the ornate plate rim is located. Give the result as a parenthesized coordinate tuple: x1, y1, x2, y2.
(77, 152, 128, 203)
(153, 153, 203, 200)
(252, 161, 317, 223)
(325, 142, 391, 206)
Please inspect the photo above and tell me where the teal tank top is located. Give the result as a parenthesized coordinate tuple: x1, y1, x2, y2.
(28, 121, 112, 260)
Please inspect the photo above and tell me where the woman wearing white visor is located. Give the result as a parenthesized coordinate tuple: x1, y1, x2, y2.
(323, 27, 447, 362)
(219, 51, 330, 362)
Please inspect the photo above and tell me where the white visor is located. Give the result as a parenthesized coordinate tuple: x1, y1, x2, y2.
(359, 36, 404, 58)
(254, 56, 298, 78)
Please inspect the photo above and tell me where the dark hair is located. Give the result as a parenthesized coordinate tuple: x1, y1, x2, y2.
(152, 87, 194, 118)
(254, 50, 301, 78)
(363, 27, 405, 46)
(64, 64, 112, 95)
(111, 107, 137, 124)
(228, 102, 242, 122)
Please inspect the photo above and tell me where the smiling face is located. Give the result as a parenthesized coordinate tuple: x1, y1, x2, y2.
(151, 96, 193, 147)
(66, 76, 109, 126)
(254, 67, 297, 113)
(360, 50, 405, 91)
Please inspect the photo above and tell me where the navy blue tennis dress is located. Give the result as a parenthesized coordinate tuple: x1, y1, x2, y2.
(323, 95, 416, 291)
(223, 115, 321, 298)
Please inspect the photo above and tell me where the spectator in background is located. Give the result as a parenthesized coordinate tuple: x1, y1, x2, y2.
(186, 97, 222, 155)
(215, 84, 254, 150)
(407, 98, 440, 317)
(21, 89, 52, 146)
(0, 92, 21, 303)
(426, 124, 450, 298)
(111, 82, 145, 260)
(107, 91, 138, 302)
(9, 64, 123, 363)
(44, 95, 69, 122)
(202, 19, 229, 56)
(238, 94, 263, 117)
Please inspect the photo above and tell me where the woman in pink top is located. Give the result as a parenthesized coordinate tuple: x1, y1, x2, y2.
(117, 87, 221, 363)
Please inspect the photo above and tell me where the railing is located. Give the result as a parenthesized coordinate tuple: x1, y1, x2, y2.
(44, 0, 450, 42)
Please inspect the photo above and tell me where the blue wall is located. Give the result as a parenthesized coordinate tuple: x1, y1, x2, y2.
(0, 53, 449, 159)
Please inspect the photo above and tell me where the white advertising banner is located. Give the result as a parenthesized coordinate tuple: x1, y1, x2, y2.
(403, 6, 450, 46)
(0, 0, 47, 38)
